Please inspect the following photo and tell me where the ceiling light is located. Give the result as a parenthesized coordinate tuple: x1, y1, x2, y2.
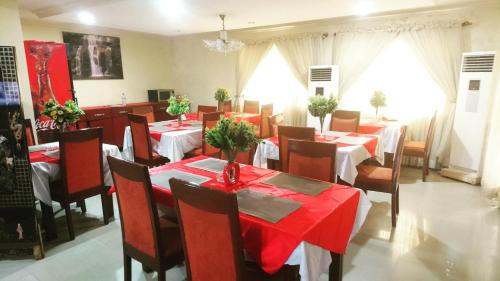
(77, 11, 96, 25)
(203, 15, 245, 54)
(353, 1, 375, 16)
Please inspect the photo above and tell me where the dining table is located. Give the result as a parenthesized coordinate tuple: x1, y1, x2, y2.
(224, 111, 261, 125)
(110, 156, 372, 281)
(29, 141, 122, 239)
(358, 118, 403, 154)
(254, 131, 385, 185)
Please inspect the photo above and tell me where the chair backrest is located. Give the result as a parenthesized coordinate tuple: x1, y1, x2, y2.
(391, 126, 408, 187)
(24, 119, 35, 146)
(220, 144, 256, 165)
(107, 156, 163, 261)
(197, 105, 218, 121)
(202, 111, 223, 157)
(170, 178, 246, 281)
(220, 100, 232, 112)
(268, 113, 284, 137)
(243, 100, 260, 114)
(59, 128, 104, 196)
(128, 113, 154, 166)
(278, 126, 315, 172)
(288, 139, 337, 183)
(424, 111, 437, 156)
(259, 104, 273, 138)
(330, 110, 361, 132)
(132, 105, 155, 123)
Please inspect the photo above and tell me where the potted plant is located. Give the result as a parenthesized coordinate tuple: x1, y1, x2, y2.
(167, 96, 191, 126)
(205, 117, 261, 188)
(41, 99, 85, 132)
(214, 88, 230, 111)
(308, 95, 338, 134)
(370, 90, 387, 119)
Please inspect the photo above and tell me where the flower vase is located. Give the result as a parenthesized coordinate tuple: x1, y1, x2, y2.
(222, 150, 240, 189)
(177, 115, 183, 126)
(319, 116, 325, 135)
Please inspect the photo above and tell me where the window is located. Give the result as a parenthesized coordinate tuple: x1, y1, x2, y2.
(340, 38, 445, 123)
(241, 45, 308, 114)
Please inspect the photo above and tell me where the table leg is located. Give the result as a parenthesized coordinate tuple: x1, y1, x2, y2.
(104, 186, 115, 219)
(40, 202, 57, 241)
(329, 252, 343, 281)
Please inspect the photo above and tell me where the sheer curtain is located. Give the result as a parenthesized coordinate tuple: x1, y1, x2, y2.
(235, 42, 273, 111)
(402, 26, 464, 167)
(332, 30, 397, 98)
(274, 34, 331, 126)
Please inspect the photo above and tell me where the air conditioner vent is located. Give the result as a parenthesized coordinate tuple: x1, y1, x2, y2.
(462, 54, 495, 72)
(310, 67, 332, 81)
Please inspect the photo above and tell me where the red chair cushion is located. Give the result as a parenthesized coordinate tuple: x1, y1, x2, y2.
(64, 138, 102, 194)
(355, 164, 392, 190)
(288, 153, 333, 182)
(332, 117, 358, 132)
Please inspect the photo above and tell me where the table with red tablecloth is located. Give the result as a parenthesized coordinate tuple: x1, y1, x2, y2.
(123, 115, 202, 163)
(254, 131, 385, 185)
(110, 155, 372, 281)
(225, 112, 261, 125)
(358, 119, 403, 154)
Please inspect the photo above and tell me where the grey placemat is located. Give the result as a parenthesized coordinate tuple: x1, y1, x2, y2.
(150, 169, 211, 190)
(29, 145, 49, 153)
(262, 173, 332, 196)
(236, 189, 302, 223)
(42, 150, 60, 159)
(184, 158, 246, 173)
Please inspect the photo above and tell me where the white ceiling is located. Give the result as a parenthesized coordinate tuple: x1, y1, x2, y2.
(18, 0, 484, 36)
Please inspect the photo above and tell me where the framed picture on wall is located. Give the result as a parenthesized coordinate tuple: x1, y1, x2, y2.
(62, 32, 124, 80)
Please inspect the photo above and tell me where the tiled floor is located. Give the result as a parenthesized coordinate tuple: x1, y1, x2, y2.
(1, 168, 499, 281)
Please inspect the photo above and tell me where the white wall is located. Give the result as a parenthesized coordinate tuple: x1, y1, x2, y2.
(20, 20, 172, 107)
(0, 0, 34, 121)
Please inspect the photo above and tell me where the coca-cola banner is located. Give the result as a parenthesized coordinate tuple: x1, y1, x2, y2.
(24, 41, 73, 131)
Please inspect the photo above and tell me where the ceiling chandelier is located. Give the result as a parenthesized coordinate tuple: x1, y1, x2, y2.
(203, 14, 244, 53)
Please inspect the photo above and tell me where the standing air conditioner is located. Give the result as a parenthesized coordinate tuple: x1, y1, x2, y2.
(307, 65, 339, 131)
(442, 51, 498, 184)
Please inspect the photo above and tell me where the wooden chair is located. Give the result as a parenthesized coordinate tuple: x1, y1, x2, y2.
(288, 139, 337, 183)
(219, 100, 232, 112)
(197, 105, 218, 121)
(330, 110, 361, 132)
(354, 126, 407, 227)
(185, 111, 223, 158)
(128, 113, 168, 167)
(243, 100, 260, 114)
(24, 119, 36, 146)
(268, 113, 284, 137)
(403, 112, 437, 181)
(277, 126, 315, 173)
(132, 105, 155, 123)
(107, 157, 184, 281)
(49, 128, 109, 240)
(221, 144, 257, 165)
(169, 178, 299, 281)
(257, 104, 273, 138)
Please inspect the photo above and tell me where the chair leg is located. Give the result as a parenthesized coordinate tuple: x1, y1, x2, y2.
(124, 253, 132, 281)
(329, 252, 343, 281)
(101, 192, 110, 225)
(64, 203, 75, 240)
(142, 264, 153, 273)
(422, 157, 428, 182)
(78, 200, 86, 213)
(157, 270, 166, 281)
(396, 186, 400, 215)
(391, 193, 397, 227)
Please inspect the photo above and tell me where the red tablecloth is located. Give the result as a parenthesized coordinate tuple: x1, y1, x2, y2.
(358, 124, 384, 134)
(113, 156, 359, 274)
(225, 112, 261, 126)
(268, 132, 379, 156)
(29, 150, 60, 164)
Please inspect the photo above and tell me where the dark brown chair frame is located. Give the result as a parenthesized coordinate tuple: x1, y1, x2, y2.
(107, 157, 184, 281)
(197, 105, 218, 119)
(277, 126, 315, 173)
(243, 100, 260, 114)
(329, 110, 361, 132)
(128, 113, 168, 167)
(202, 111, 223, 157)
(287, 139, 337, 183)
(50, 128, 109, 240)
(24, 118, 36, 146)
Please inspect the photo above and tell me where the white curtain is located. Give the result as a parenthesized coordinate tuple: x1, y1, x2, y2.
(274, 34, 331, 126)
(402, 27, 464, 167)
(332, 30, 397, 98)
(236, 42, 273, 111)
(481, 72, 500, 203)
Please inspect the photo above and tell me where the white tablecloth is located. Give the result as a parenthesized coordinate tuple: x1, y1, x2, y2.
(284, 189, 371, 281)
(253, 132, 385, 185)
(30, 142, 122, 205)
(360, 120, 402, 154)
(122, 121, 202, 163)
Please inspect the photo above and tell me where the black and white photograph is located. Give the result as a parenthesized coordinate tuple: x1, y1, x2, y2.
(63, 32, 123, 80)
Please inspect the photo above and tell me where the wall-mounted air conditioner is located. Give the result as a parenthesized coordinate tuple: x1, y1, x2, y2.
(441, 51, 498, 184)
(306, 65, 339, 131)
